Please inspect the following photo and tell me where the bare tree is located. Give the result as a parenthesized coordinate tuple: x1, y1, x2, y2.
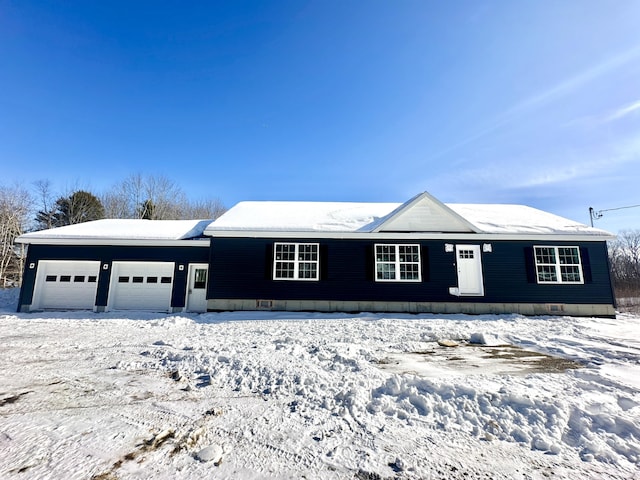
(182, 198, 227, 219)
(101, 190, 131, 219)
(608, 230, 640, 301)
(142, 175, 188, 219)
(103, 174, 168, 219)
(33, 179, 56, 230)
(102, 174, 142, 219)
(102, 174, 223, 220)
(0, 184, 32, 286)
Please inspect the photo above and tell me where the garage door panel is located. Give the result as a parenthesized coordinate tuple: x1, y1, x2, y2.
(109, 262, 174, 311)
(34, 261, 100, 310)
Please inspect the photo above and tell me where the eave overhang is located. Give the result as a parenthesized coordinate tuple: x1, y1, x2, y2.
(207, 230, 614, 242)
(15, 238, 211, 247)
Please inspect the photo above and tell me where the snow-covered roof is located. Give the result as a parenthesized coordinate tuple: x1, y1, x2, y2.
(447, 204, 610, 236)
(16, 193, 613, 244)
(204, 201, 399, 233)
(206, 192, 613, 239)
(17, 219, 213, 245)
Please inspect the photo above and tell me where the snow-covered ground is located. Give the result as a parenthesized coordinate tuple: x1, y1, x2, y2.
(0, 288, 638, 479)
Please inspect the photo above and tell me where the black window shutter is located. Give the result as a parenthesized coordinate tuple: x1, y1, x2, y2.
(580, 246, 592, 283)
(365, 244, 374, 281)
(265, 243, 273, 280)
(524, 247, 536, 283)
(421, 245, 429, 282)
(320, 245, 328, 281)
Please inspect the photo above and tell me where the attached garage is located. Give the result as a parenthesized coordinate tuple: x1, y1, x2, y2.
(32, 260, 100, 310)
(108, 261, 175, 311)
(16, 219, 213, 313)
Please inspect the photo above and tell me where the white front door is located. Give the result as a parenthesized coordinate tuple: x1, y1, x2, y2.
(455, 245, 484, 296)
(186, 264, 208, 312)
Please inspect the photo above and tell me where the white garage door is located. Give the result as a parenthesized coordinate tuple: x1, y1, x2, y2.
(108, 261, 174, 311)
(33, 260, 100, 310)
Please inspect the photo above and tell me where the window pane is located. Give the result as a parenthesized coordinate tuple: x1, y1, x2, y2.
(193, 269, 207, 288)
(535, 247, 555, 265)
(376, 245, 395, 262)
(275, 244, 295, 261)
(558, 247, 579, 265)
(118, 276, 129, 283)
(536, 266, 557, 282)
(74, 276, 85, 282)
(399, 245, 419, 262)
(275, 262, 295, 279)
(147, 277, 158, 283)
(400, 264, 419, 280)
(161, 276, 172, 284)
(132, 276, 144, 283)
(561, 266, 582, 282)
(60, 275, 71, 282)
(298, 262, 317, 279)
(88, 276, 97, 283)
(298, 244, 317, 261)
(45, 275, 57, 282)
(376, 263, 396, 280)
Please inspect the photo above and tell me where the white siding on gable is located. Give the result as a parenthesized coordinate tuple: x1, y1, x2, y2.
(375, 193, 477, 233)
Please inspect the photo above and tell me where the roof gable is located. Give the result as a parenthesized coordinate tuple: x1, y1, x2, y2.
(372, 192, 479, 233)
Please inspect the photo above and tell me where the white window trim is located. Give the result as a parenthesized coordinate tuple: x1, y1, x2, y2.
(273, 242, 320, 281)
(374, 243, 422, 282)
(533, 245, 584, 285)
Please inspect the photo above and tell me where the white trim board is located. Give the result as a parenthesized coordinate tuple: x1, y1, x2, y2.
(207, 231, 613, 242)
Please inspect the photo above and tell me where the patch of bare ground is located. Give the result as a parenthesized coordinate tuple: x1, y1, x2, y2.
(481, 346, 583, 373)
(91, 474, 118, 480)
(90, 429, 175, 480)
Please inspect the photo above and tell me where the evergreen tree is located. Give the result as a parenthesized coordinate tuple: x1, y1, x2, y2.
(139, 199, 156, 220)
(36, 190, 105, 228)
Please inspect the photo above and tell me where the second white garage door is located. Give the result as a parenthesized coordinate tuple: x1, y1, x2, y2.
(108, 261, 174, 311)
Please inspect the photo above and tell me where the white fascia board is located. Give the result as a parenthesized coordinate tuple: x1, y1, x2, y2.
(208, 230, 614, 242)
(15, 238, 211, 247)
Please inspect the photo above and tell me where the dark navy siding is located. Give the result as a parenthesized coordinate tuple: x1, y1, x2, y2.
(208, 238, 614, 305)
(20, 244, 210, 309)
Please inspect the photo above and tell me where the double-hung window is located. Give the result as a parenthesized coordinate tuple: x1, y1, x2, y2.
(534, 246, 583, 284)
(273, 243, 319, 281)
(375, 244, 421, 282)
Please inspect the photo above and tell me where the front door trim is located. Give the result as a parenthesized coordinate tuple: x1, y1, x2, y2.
(453, 244, 484, 296)
(186, 263, 209, 312)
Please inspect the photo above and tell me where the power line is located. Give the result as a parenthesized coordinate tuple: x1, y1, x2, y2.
(589, 204, 640, 227)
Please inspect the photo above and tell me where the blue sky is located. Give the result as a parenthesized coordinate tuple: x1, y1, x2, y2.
(1, 1, 639, 232)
